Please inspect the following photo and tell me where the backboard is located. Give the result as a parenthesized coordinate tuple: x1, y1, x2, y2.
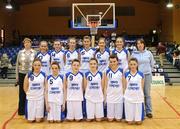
(72, 3, 116, 29)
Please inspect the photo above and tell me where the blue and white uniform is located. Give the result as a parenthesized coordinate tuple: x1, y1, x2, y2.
(66, 71, 84, 120)
(25, 71, 46, 121)
(50, 50, 65, 74)
(112, 48, 129, 72)
(106, 68, 124, 119)
(124, 71, 144, 122)
(64, 50, 79, 72)
(47, 74, 64, 121)
(95, 48, 110, 73)
(131, 50, 155, 114)
(79, 48, 95, 74)
(85, 71, 104, 119)
(36, 51, 51, 75)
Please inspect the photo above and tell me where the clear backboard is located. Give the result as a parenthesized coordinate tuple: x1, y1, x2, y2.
(72, 3, 116, 29)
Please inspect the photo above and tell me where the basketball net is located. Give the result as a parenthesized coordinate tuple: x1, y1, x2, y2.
(88, 21, 99, 35)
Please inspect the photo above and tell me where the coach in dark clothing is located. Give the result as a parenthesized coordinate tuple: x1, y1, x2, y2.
(16, 38, 36, 115)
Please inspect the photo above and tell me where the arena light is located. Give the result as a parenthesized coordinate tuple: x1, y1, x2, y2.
(166, 0, 174, 8)
(5, 0, 13, 9)
(153, 30, 157, 34)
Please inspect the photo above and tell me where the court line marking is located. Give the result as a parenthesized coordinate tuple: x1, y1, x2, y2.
(2, 91, 180, 129)
(2, 109, 18, 129)
(155, 90, 180, 118)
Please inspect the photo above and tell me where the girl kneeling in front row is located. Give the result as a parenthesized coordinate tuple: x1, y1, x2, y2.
(84, 58, 104, 121)
(105, 54, 124, 121)
(45, 62, 65, 123)
(65, 59, 84, 121)
(123, 58, 145, 125)
(24, 58, 46, 122)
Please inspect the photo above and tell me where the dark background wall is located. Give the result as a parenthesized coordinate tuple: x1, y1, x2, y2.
(0, 0, 178, 43)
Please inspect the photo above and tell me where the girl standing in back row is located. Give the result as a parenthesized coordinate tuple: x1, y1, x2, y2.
(112, 37, 129, 72)
(50, 40, 65, 75)
(64, 37, 79, 72)
(79, 36, 95, 74)
(95, 37, 110, 73)
(36, 40, 51, 75)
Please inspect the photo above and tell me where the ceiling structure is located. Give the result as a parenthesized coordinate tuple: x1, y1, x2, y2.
(2, 0, 161, 6)
(0, 0, 169, 10)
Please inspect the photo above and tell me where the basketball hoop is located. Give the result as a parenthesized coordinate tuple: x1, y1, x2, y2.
(88, 21, 99, 35)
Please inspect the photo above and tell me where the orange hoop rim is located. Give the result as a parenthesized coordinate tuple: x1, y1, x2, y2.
(87, 21, 100, 28)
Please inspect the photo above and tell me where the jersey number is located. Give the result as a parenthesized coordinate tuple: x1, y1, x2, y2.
(38, 56, 43, 60)
(50, 79, 53, 84)
(128, 76, 131, 81)
(69, 75, 73, 81)
(109, 73, 112, 79)
(88, 76, 92, 81)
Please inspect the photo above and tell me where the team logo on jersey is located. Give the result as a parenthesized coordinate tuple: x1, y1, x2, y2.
(30, 76, 34, 81)
(67, 53, 70, 58)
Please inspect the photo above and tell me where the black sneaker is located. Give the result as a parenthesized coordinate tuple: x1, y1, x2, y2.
(146, 113, 153, 118)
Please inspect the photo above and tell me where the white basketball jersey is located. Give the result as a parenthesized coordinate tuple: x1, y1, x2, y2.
(112, 48, 128, 71)
(26, 71, 46, 100)
(47, 74, 64, 105)
(64, 50, 79, 71)
(85, 71, 104, 103)
(124, 71, 144, 103)
(50, 50, 64, 71)
(66, 72, 84, 101)
(36, 51, 51, 75)
(106, 68, 123, 103)
(95, 48, 110, 73)
(79, 48, 95, 70)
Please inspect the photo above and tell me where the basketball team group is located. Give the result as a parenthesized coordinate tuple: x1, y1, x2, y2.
(16, 36, 155, 125)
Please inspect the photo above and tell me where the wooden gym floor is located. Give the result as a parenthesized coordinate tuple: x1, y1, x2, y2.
(0, 85, 180, 129)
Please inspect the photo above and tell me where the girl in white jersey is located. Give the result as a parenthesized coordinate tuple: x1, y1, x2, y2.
(112, 37, 129, 72)
(123, 58, 145, 125)
(45, 62, 65, 123)
(24, 58, 46, 122)
(65, 59, 84, 121)
(104, 54, 124, 121)
(64, 37, 79, 72)
(50, 40, 65, 75)
(95, 37, 110, 73)
(84, 58, 104, 121)
(36, 41, 51, 75)
(79, 36, 95, 74)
